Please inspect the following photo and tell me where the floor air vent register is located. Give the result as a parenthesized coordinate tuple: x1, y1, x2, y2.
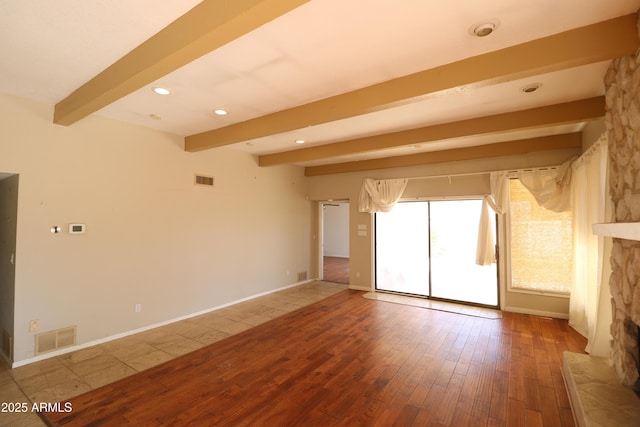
(35, 326, 76, 355)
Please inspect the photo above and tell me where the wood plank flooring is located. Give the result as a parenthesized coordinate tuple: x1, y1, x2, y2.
(323, 256, 350, 284)
(42, 290, 586, 426)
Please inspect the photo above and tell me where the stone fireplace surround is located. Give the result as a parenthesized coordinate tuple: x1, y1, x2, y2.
(561, 18, 640, 426)
(604, 47, 640, 392)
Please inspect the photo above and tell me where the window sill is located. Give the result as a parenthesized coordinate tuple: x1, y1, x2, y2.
(508, 287, 570, 298)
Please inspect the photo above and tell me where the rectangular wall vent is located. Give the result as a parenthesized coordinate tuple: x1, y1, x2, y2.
(194, 174, 215, 187)
(297, 271, 308, 282)
(35, 326, 76, 356)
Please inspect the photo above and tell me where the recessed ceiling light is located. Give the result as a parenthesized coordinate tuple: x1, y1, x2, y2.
(521, 83, 542, 93)
(295, 139, 305, 144)
(213, 109, 228, 116)
(473, 23, 495, 37)
(469, 21, 499, 37)
(152, 86, 171, 95)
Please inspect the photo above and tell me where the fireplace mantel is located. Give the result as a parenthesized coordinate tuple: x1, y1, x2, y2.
(592, 222, 640, 241)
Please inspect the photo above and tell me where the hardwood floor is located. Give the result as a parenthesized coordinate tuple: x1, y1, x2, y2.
(323, 256, 350, 284)
(42, 290, 586, 426)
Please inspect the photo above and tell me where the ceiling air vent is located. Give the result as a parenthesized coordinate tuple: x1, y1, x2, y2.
(194, 174, 214, 187)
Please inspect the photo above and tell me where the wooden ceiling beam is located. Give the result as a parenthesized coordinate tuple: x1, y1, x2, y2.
(185, 13, 637, 152)
(304, 133, 582, 176)
(259, 96, 604, 166)
(53, 0, 311, 126)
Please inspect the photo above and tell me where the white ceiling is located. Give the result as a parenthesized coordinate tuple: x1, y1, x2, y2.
(1, 0, 639, 168)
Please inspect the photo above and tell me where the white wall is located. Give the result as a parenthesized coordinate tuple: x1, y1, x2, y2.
(0, 93, 312, 363)
(322, 203, 349, 257)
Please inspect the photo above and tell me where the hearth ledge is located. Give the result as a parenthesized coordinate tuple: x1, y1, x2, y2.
(561, 352, 640, 427)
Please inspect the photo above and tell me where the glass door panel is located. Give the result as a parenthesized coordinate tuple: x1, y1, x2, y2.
(375, 202, 429, 295)
(429, 200, 498, 306)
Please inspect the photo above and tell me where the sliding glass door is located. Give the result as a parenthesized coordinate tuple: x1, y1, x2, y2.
(375, 202, 430, 295)
(375, 199, 498, 307)
(429, 200, 498, 306)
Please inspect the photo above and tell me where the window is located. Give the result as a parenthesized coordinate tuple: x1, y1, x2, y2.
(509, 178, 573, 294)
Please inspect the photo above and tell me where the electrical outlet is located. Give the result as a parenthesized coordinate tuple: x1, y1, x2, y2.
(29, 320, 40, 332)
(134, 304, 141, 313)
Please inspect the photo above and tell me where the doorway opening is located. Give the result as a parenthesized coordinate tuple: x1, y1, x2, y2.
(321, 202, 350, 284)
(0, 173, 18, 363)
(375, 199, 498, 308)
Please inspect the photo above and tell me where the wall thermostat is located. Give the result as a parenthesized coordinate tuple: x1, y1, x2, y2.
(68, 223, 86, 234)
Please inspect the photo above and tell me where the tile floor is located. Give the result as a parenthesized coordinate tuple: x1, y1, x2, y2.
(0, 281, 347, 427)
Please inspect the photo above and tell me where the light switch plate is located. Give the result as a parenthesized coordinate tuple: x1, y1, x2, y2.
(68, 223, 85, 234)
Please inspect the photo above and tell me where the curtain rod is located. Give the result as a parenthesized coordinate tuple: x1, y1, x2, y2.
(401, 133, 606, 182)
(399, 165, 559, 182)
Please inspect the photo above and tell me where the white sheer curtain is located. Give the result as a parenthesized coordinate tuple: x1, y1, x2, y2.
(358, 178, 408, 213)
(568, 136, 608, 352)
(476, 171, 508, 265)
(517, 156, 575, 212)
(514, 136, 608, 352)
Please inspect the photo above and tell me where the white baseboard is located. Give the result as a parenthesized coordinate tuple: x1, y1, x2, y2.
(503, 306, 569, 320)
(12, 279, 315, 368)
